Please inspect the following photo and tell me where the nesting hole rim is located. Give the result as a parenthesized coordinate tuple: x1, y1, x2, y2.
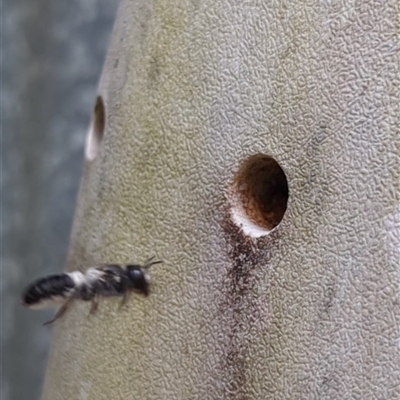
(230, 154, 289, 237)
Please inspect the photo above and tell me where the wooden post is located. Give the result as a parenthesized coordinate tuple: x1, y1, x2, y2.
(42, 0, 400, 398)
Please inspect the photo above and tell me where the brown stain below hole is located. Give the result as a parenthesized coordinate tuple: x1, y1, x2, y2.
(230, 154, 289, 236)
(218, 214, 278, 399)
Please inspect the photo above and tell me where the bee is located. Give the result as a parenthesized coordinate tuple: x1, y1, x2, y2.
(21, 257, 162, 325)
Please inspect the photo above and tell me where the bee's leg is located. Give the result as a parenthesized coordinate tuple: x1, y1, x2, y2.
(43, 299, 72, 326)
(118, 277, 130, 309)
(89, 296, 100, 315)
(119, 292, 130, 309)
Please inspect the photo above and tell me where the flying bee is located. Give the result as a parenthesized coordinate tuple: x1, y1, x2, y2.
(21, 257, 162, 325)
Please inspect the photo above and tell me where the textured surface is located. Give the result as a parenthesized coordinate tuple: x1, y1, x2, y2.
(42, 0, 399, 399)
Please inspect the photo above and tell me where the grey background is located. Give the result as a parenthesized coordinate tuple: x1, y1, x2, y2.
(2, 1, 119, 399)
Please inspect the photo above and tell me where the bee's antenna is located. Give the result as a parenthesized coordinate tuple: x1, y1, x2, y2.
(142, 257, 163, 270)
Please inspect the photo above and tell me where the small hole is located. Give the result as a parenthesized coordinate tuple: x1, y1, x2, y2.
(85, 95, 105, 161)
(229, 154, 289, 237)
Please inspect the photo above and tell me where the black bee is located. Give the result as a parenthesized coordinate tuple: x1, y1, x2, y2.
(21, 257, 162, 325)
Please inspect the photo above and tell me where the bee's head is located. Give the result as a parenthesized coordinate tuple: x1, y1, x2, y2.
(126, 266, 150, 296)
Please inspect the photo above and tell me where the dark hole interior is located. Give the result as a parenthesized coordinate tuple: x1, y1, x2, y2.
(232, 154, 289, 232)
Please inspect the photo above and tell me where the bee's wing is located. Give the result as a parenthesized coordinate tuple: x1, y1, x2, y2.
(88, 265, 127, 297)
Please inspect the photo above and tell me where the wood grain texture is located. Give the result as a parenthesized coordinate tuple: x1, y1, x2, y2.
(42, 0, 400, 399)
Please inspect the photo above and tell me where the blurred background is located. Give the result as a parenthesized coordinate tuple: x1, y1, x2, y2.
(2, 1, 119, 399)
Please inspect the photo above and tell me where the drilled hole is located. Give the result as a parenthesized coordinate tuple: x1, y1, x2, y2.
(229, 154, 289, 237)
(85, 96, 105, 161)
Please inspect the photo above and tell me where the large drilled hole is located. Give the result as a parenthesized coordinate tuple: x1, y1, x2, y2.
(229, 154, 289, 237)
(85, 95, 105, 161)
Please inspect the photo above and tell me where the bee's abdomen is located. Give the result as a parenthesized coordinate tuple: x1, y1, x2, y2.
(21, 273, 76, 309)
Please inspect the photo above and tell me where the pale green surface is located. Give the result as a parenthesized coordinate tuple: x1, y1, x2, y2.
(42, 0, 399, 399)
